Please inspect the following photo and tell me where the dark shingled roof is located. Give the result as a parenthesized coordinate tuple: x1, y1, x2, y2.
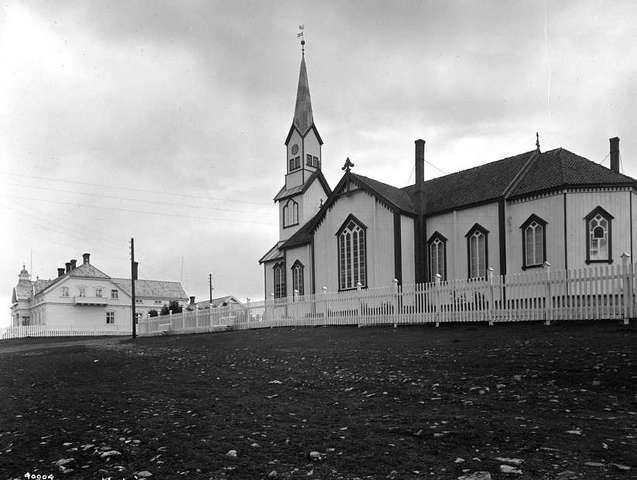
(111, 278, 188, 300)
(508, 148, 636, 198)
(271, 146, 637, 253)
(259, 240, 286, 263)
(402, 150, 536, 216)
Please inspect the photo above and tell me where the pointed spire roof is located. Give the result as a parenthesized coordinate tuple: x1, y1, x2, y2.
(293, 54, 314, 134)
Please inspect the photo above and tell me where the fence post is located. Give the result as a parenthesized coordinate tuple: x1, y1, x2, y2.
(488, 267, 495, 326)
(434, 274, 441, 327)
(621, 252, 632, 325)
(392, 278, 399, 328)
(544, 261, 552, 325)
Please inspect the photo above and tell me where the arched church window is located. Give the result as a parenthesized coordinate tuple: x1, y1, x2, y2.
(521, 214, 547, 269)
(291, 261, 304, 296)
(283, 199, 299, 228)
(273, 262, 286, 299)
(427, 232, 447, 281)
(585, 206, 613, 263)
(337, 215, 367, 290)
(466, 224, 489, 279)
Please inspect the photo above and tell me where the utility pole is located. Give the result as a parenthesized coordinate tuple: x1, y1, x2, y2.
(209, 273, 213, 304)
(130, 238, 137, 339)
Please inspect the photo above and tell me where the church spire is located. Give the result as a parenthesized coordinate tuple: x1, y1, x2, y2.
(293, 53, 314, 135)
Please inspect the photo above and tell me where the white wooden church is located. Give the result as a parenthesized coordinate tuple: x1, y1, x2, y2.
(259, 51, 637, 301)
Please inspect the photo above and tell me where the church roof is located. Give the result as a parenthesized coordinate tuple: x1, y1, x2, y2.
(293, 54, 314, 135)
(259, 240, 285, 264)
(273, 170, 332, 202)
(110, 278, 188, 300)
(276, 146, 637, 251)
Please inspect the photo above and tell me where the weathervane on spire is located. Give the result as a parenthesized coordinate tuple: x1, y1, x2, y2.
(536, 131, 541, 152)
(342, 157, 354, 172)
(297, 24, 305, 55)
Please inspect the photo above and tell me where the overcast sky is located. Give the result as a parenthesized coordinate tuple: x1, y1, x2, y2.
(2, 1, 637, 327)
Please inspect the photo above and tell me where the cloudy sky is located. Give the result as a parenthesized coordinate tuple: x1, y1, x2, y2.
(2, 1, 637, 327)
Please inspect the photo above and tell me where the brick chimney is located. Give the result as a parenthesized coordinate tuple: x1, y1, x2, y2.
(610, 137, 620, 173)
(189, 296, 195, 305)
(65, 262, 71, 273)
(57, 267, 65, 277)
(70, 259, 77, 270)
(82, 253, 90, 265)
(415, 139, 425, 190)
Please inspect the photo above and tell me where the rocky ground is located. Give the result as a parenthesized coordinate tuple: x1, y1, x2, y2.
(0, 322, 635, 479)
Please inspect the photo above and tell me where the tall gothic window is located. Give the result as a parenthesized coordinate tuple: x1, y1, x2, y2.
(282, 199, 299, 228)
(466, 224, 488, 279)
(427, 232, 447, 281)
(291, 260, 304, 296)
(521, 214, 547, 269)
(337, 215, 367, 290)
(273, 262, 286, 298)
(585, 206, 613, 263)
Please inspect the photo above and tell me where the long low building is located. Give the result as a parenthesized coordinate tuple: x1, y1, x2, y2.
(10, 253, 188, 330)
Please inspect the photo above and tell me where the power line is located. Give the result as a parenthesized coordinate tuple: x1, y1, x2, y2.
(5, 182, 270, 216)
(5, 194, 273, 225)
(0, 171, 270, 206)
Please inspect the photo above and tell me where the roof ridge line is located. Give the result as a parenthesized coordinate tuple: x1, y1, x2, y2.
(503, 151, 540, 199)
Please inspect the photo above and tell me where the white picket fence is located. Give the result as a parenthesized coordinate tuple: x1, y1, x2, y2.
(0, 325, 130, 340)
(137, 262, 636, 335)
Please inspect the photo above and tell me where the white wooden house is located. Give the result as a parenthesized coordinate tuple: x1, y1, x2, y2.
(11, 253, 187, 329)
(260, 51, 636, 300)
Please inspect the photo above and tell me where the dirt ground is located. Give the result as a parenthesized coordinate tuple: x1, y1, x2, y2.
(0, 322, 635, 480)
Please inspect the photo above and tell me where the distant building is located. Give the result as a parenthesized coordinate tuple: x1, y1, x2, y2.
(187, 295, 243, 311)
(10, 253, 188, 329)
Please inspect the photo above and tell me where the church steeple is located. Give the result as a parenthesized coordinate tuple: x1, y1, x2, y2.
(293, 54, 314, 135)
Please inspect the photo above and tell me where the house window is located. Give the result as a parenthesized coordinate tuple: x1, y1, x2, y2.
(586, 206, 613, 263)
(78, 287, 86, 297)
(111, 289, 119, 299)
(337, 215, 367, 290)
(282, 199, 299, 228)
(292, 261, 304, 296)
(273, 262, 286, 298)
(106, 311, 115, 324)
(427, 232, 447, 281)
(61, 287, 69, 297)
(466, 224, 489, 279)
(95, 287, 103, 297)
(521, 214, 547, 269)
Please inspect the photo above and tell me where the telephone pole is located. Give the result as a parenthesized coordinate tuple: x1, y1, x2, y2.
(209, 273, 213, 304)
(130, 238, 137, 339)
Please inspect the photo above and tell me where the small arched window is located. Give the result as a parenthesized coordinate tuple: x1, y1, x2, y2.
(282, 199, 299, 228)
(273, 262, 286, 298)
(466, 224, 489, 279)
(521, 214, 547, 269)
(337, 215, 367, 290)
(291, 261, 304, 296)
(427, 232, 447, 281)
(585, 206, 613, 263)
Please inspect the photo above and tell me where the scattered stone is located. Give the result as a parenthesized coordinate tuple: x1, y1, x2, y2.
(566, 428, 582, 435)
(135, 471, 153, 478)
(612, 463, 631, 471)
(500, 465, 522, 474)
(100, 450, 121, 459)
(309, 451, 323, 460)
(584, 462, 604, 467)
(62, 442, 72, 447)
(268, 380, 282, 384)
(457, 472, 492, 480)
(55, 458, 74, 467)
(268, 471, 278, 478)
(556, 471, 578, 480)
(226, 449, 237, 457)
(494, 457, 523, 466)
(512, 375, 522, 381)
(455, 457, 465, 463)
